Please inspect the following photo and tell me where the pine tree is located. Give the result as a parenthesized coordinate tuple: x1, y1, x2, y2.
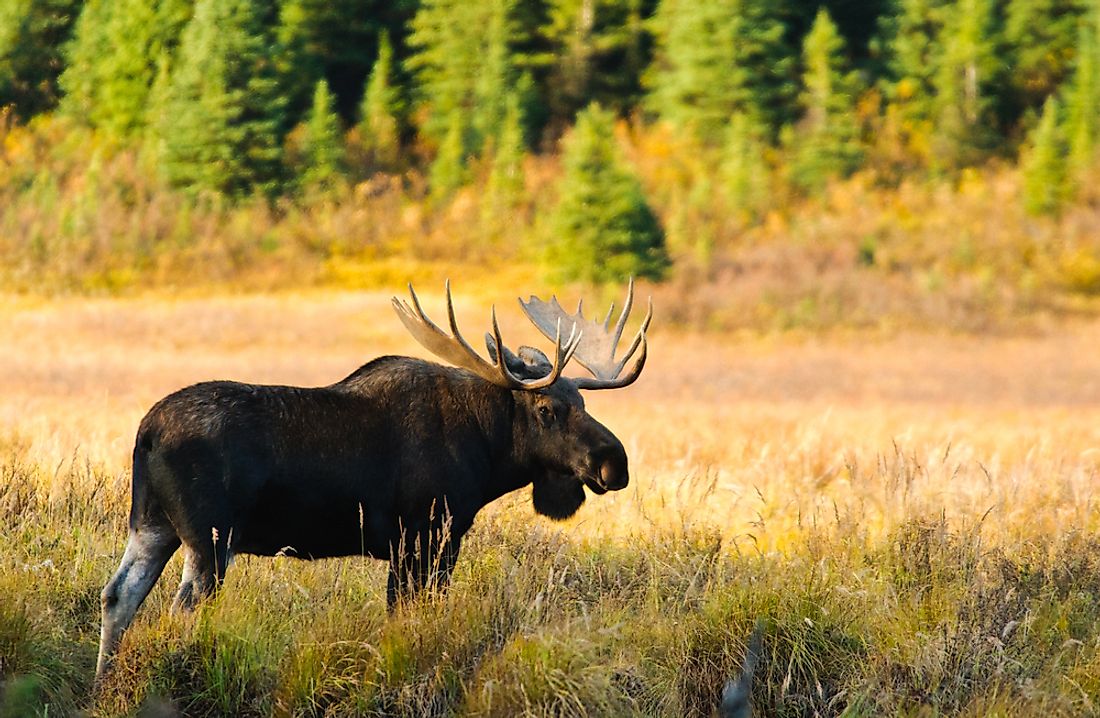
(791, 8, 863, 193)
(538, 0, 649, 121)
(484, 91, 527, 221)
(61, 0, 191, 138)
(720, 112, 769, 222)
(357, 30, 402, 170)
(1065, 5, 1100, 184)
(0, 0, 84, 118)
(157, 0, 287, 197)
(877, 0, 951, 159)
(931, 0, 999, 168)
(1004, 0, 1085, 117)
(548, 103, 669, 283)
(429, 112, 468, 202)
(646, 0, 793, 142)
(300, 79, 346, 195)
(1022, 96, 1067, 215)
(409, 0, 526, 193)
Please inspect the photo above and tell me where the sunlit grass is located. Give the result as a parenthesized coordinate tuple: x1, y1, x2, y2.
(1, 294, 1099, 715)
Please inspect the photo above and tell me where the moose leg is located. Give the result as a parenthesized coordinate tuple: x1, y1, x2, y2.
(96, 527, 180, 681)
(386, 528, 463, 610)
(171, 536, 232, 612)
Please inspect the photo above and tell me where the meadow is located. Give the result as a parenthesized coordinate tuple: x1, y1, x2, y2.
(1, 288, 1099, 717)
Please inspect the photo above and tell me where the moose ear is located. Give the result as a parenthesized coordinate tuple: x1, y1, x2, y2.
(484, 334, 553, 380)
(517, 346, 552, 376)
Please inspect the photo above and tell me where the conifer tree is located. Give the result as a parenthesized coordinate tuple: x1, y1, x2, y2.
(646, 0, 793, 142)
(878, 0, 950, 157)
(720, 112, 769, 222)
(157, 0, 287, 197)
(357, 30, 402, 170)
(0, 0, 84, 117)
(1065, 6, 1100, 184)
(1004, 0, 1084, 116)
(548, 103, 669, 283)
(931, 0, 999, 168)
(61, 0, 191, 138)
(484, 91, 527, 221)
(410, 0, 526, 194)
(1022, 96, 1067, 215)
(791, 8, 863, 193)
(300, 79, 346, 195)
(429, 112, 468, 203)
(538, 0, 649, 120)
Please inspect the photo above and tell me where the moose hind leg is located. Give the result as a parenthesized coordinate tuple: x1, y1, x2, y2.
(96, 527, 180, 681)
(172, 539, 231, 612)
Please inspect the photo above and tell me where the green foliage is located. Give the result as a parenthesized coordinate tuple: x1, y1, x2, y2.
(1023, 96, 1067, 215)
(548, 103, 668, 283)
(429, 111, 468, 202)
(0, 0, 83, 118)
(537, 0, 650, 120)
(931, 0, 1000, 168)
(299, 80, 346, 196)
(790, 8, 863, 193)
(1004, 0, 1085, 116)
(357, 30, 402, 171)
(1065, 4, 1100, 184)
(156, 0, 287, 198)
(408, 0, 525, 148)
(273, 0, 416, 123)
(646, 0, 793, 142)
(720, 112, 770, 222)
(60, 0, 190, 138)
(484, 91, 528, 219)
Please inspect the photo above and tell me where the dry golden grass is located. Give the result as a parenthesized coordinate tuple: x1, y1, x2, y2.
(3, 288, 1100, 716)
(3, 288, 1098, 548)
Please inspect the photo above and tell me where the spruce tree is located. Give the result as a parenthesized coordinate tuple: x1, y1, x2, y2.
(548, 103, 669, 283)
(720, 112, 769, 223)
(0, 0, 84, 117)
(484, 91, 527, 221)
(538, 0, 649, 120)
(357, 30, 402, 170)
(877, 0, 950, 158)
(300, 79, 346, 195)
(157, 0, 287, 197)
(791, 8, 863, 193)
(646, 0, 793, 142)
(429, 112, 468, 202)
(1022, 96, 1066, 215)
(61, 0, 191, 138)
(1004, 0, 1085, 116)
(410, 0, 526, 194)
(931, 0, 999, 168)
(1065, 7, 1100, 184)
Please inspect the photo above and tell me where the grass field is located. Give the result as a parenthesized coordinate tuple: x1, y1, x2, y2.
(2, 288, 1100, 716)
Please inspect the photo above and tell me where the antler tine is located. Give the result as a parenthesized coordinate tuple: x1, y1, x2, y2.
(517, 278, 653, 391)
(613, 296, 653, 375)
(393, 281, 579, 391)
(610, 276, 635, 346)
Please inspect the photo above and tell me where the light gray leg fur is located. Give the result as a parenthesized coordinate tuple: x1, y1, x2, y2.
(95, 528, 179, 682)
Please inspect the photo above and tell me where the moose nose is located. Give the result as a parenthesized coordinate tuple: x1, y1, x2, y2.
(597, 447, 629, 491)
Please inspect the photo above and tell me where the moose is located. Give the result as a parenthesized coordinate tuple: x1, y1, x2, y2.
(96, 281, 652, 680)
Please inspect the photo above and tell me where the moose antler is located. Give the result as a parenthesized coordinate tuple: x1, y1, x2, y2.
(392, 281, 581, 391)
(518, 278, 652, 390)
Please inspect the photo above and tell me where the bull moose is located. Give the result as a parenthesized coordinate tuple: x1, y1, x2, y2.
(96, 281, 652, 680)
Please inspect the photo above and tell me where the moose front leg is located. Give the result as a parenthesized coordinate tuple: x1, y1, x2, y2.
(386, 522, 463, 610)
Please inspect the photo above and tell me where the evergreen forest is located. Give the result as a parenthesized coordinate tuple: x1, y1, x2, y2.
(2, 0, 1100, 327)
